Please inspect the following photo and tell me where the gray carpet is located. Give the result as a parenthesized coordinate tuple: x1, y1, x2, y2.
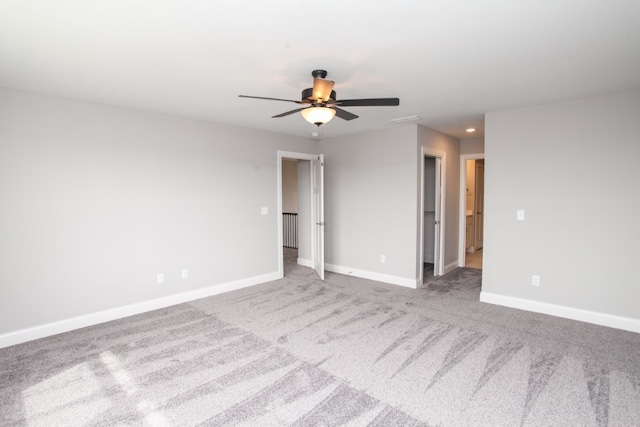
(2, 248, 640, 426)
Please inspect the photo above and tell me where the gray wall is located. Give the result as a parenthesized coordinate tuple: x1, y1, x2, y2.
(323, 126, 418, 280)
(483, 90, 640, 321)
(460, 137, 485, 154)
(0, 87, 469, 339)
(0, 88, 315, 334)
(322, 124, 461, 283)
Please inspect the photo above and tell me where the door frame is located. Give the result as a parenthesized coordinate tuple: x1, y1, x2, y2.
(277, 150, 321, 278)
(311, 155, 325, 280)
(458, 153, 485, 267)
(418, 147, 446, 283)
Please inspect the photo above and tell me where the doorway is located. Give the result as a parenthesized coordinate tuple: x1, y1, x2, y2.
(281, 158, 301, 275)
(277, 151, 325, 280)
(419, 148, 446, 284)
(458, 154, 485, 269)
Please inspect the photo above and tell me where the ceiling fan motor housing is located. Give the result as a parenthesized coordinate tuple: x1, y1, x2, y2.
(311, 69, 328, 79)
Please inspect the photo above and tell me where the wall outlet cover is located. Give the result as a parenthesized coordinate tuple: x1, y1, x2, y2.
(532, 275, 540, 286)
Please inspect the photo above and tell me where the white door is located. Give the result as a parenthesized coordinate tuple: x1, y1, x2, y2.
(433, 157, 443, 275)
(474, 160, 484, 250)
(311, 155, 325, 280)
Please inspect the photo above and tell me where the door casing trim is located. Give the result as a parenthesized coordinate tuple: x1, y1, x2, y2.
(419, 147, 446, 283)
(277, 150, 320, 278)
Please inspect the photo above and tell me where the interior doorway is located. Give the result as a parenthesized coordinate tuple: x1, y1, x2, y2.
(281, 158, 301, 276)
(459, 154, 485, 269)
(277, 151, 324, 280)
(419, 148, 446, 284)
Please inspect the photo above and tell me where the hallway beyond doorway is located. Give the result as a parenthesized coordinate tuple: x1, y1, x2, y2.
(465, 249, 483, 269)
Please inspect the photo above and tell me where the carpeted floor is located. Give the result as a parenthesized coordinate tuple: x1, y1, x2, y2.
(1, 248, 639, 426)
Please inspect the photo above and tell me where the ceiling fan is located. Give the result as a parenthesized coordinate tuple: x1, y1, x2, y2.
(239, 70, 400, 126)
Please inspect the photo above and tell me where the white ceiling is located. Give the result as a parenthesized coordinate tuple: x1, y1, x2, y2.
(1, 0, 639, 140)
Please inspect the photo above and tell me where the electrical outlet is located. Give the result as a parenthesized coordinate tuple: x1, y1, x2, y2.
(380, 255, 386, 263)
(157, 273, 164, 284)
(181, 269, 189, 279)
(532, 275, 540, 286)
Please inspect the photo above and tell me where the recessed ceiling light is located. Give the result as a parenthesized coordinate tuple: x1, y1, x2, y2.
(466, 128, 476, 133)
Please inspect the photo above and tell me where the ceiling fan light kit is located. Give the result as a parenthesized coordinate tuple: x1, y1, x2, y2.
(301, 106, 336, 126)
(239, 70, 399, 127)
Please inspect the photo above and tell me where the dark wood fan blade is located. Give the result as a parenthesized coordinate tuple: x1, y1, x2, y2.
(333, 107, 359, 121)
(312, 78, 335, 102)
(239, 95, 304, 104)
(335, 98, 400, 107)
(272, 107, 307, 118)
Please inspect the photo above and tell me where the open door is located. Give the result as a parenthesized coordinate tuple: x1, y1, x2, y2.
(474, 160, 484, 251)
(420, 148, 446, 283)
(311, 155, 325, 280)
(433, 157, 443, 275)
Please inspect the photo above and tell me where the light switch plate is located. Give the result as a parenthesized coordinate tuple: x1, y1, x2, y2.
(517, 210, 525, 220)
(261, 207, 268, 215)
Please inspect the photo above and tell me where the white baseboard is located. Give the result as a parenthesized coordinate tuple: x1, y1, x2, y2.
(480, 291, 640, 334)
(297, 257, 313, 268)
(0, 271, 280, 349)
(325, 263, 417, 289)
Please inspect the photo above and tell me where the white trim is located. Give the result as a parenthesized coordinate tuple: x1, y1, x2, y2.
(297, 257, 313, 268)
(277, 151, 319, 279)
(325, 263, 418, 289)
(480, 291, 640, 334)
(311, 155, 325, 280)
(0, 271, 279, 349)
(458, 153, 485, 267)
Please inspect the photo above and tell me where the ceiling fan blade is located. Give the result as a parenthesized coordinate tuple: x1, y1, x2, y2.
(312, 78, 335, 102)
(335, 98, 400, 107)
(333, 107, 359, 121)
(239, 95, 304, 104)
(272, 107, 307, 118)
